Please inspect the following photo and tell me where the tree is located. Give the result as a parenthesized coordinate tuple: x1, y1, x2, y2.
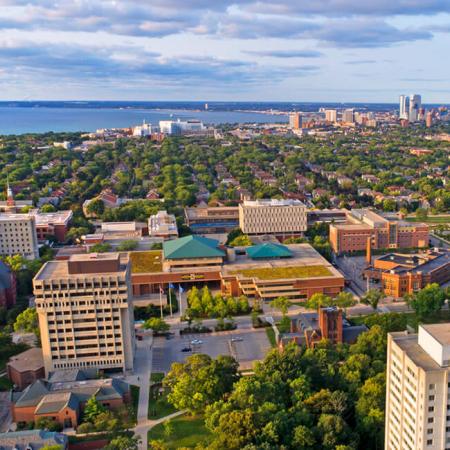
(304, 293, 333, 310)
(86, 198, 105, 216)
(292, 425, 316, 449)
(40, 203, 56, 213)
(90, 243, 111, 253)
(163, 420, 174, 438)
(382, 198, 396, 212)
(83, 395, 106, 423)
(407, 283, 446, 320)
(270, 296, 290, 315)
(143, 317, 170, 334)
(164, 354, 239, 414)
(35, 417, 61, 432)
(117, 240, 139, 251)
(41, 446, 63, 450)
(149, 440, 168, 450)
(334, 291, 356, 312)
(415, 207, 428, 221)
(104, 435, 141, 450)
(229, 234, 252, 247)
(14, 307, 39, 336)
(361, 289, 383, 311)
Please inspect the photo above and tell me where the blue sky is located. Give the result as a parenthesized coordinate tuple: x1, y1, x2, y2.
(0, 0, 449, 102)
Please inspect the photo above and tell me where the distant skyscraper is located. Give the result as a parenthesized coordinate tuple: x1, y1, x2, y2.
(325, 109, 337, 123)
(399, 95, 409, 120)
(342, 109, 354, 123)
(426, 111, 433, 128)
(289, 112, 302, 129)
(409, 94, 421, 122)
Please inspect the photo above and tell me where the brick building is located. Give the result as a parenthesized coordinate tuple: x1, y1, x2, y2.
(7, 348, 45, 390)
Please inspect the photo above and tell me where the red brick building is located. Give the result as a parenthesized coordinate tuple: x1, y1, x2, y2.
(7, 348, 45, 390)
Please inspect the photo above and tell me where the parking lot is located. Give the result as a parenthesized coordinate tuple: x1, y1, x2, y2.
(151, 328, 271, 373)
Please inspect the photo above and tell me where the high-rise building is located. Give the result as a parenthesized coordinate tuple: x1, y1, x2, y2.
(0, 214, 39, 260)
(342, 109, 354, 123)
(385, 324, 450, 450)
(409, 94, 422, 122)
(426, 111, 433, 128)
(325, 109, 337, 123)
(289, 112, 302, 129)
(399, 95, 409, 120)
(239, 199, 307, 236)
(33, 253, 135, 375)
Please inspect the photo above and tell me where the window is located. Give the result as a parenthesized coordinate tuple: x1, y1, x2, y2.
(427, 439, 433, 446)
(429, 406, 434, 412)
(429, 395, 435, 401)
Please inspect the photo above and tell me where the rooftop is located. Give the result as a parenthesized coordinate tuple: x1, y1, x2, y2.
(130, 250, 163, 273)
(246, 243, 293, 259)
(7, 347, 43, 373)
(421, 323, 450, 346)
(242, 199, 305, 207)
(29, 209, 73, 226)
(163, 235, 225, 260)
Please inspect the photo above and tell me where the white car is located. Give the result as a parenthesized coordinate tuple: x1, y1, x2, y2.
(231, 337, 243, 342)
(190, 339, 203, 345)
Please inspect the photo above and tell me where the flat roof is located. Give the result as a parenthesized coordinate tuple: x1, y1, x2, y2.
(185, 206, 239, 219)
(391, 331, 444, 371)
(421, 323, 450, 346)
(35, 253, 128, 280)
(331, 223, 372, 230)
(7, 347, 43, 372)
(411, 252, 450, 274)
(242, 199, 305, 207)
(0, 213, 34, 221)
(30, 209, 73, 225)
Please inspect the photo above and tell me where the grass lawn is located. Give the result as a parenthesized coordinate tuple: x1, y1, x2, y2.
(0, 376, 13, 391)
(148, 415, 212, 449)
(130, 384, 140, 424)
(405, 216, 450, 224)
(150, 372, 165, 384)
(231, 265, 331, 280)
(148, 387, 178, 420)
(265, 327, 277, 347)
(129, 250, 162, 273)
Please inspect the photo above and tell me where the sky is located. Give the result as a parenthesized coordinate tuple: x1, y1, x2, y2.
(0, 0, 449, 102)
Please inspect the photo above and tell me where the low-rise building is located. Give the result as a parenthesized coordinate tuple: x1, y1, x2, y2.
(7, 348, 45, 390)
(148, 210, 178, 240)
(239, 199, 307, 238)
(0, 429, 68, 450)
(329, 209, 429, 253)
(185, 206, 239, 234)
(11, 373, 130, 429)
(30, 209, 73, 243)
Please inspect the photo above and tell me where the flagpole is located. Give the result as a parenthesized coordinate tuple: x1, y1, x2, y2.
(169, 286, 173, 317)
(159, 284, 163, 319)
(178, 285, 183, 318)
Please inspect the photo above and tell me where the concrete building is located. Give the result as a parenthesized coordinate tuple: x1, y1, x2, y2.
(385, 325, 450, 450)
(148, 210, 178, 240)
(239, 199, 307, 237)
(159, 119, 205, 135)
(399, 95, 409, 120)
(132, 120, 152, 137)
(0, 430, 68, 450)
(184, 206, 239, 234)
(30, 209, 73, 243)
(329, 209, 429, 254)
(289, 112, 302, 129)
(131, 237, 344, 302)
(409, 94, 422, 122)
(342, 109, 354, 123)
(325, 109, 337, 123)
(33, 253, 135, 375)
(0, 213, 39, 260)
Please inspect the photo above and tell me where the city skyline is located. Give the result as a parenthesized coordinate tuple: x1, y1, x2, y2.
(0, 1, 449, 102)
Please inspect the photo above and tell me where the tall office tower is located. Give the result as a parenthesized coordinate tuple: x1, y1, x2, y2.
(426, 111, 433, 128)
(0, 214, 39, 260)
(33, 253, 135, 375)
(399, 95, 409, 120)
(409, 94, 422, 122)
(325, 109, 337, 123)
(289, 112, 302, 129)
(385, 325, 450, 450)
(342, 109, 354, 123)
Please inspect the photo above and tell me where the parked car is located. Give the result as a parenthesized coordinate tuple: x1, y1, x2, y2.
(231, 337, 243, 342)
(191, 339, 203, 345)
(181, 347, 192, 352)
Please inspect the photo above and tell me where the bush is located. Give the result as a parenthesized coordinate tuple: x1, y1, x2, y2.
(180, 325, 212, 335)
(215, 319, 237, 332)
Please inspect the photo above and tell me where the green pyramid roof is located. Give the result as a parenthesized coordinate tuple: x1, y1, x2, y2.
(163, 235, 225, 260)
(246, 243, 293, 259)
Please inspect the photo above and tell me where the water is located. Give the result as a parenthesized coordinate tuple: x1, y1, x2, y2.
(0, 105, 288, 135)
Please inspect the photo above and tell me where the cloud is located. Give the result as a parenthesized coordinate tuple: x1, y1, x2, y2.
(344, 59, 377, 65)
(243, 49, 323, 58)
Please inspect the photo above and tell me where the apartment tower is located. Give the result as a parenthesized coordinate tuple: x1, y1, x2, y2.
(385, 325, 450, 450)
(33, 253, 135, 375)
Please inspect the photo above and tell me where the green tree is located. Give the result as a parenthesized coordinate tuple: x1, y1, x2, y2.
(229, 234, 252, 247)
(382, 198, 396, 212)
(361, 289, 383, 311)
(104, 435, 141, 450)
(41, 446, 63, 450)
(292, 425, 316, 449)
(14, 307, 39, 336)
(164, 354, 239, 414)
(407, 283, 446, 320)
(83, 395, 106, 423)
(334, 291, 356, 312)
(143, 317, 170, 334)
(117, 240, 139, 251)
(304, 293, 333, 310)
(35, 417, 61, 432)
(163, 420, 174, 438)
(415, 207, 428, 221)
(86, 198, 105, 216)
(40, 203, 57, 213)
(90, 243, 111, 253)
(270, 296, 290, 315)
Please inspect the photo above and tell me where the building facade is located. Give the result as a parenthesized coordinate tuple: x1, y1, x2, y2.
(184, 206, 239, 234)
(148, 210, 178, 240)
(0, 214, 39, 260)
(33, 253, 135, 375)
(329, 209, 429, 253)
(385, 325, 450, 450)
(239, 199, 307, 237)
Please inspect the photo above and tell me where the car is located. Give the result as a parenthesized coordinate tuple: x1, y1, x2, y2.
(231, 337, 243, 342)
(190, 339, 203, 345)
(181, 347, 192, 352)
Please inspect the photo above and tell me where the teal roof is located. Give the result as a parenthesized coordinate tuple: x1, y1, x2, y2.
(246, 243, 293, 259)
(163, 235, 225, 260)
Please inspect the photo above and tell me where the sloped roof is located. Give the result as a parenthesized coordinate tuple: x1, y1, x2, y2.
(35, 392, 79, 415)
(163, 235, 225, 260)
(246, 243, 293, 259)
(14, 379, 49, 407)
